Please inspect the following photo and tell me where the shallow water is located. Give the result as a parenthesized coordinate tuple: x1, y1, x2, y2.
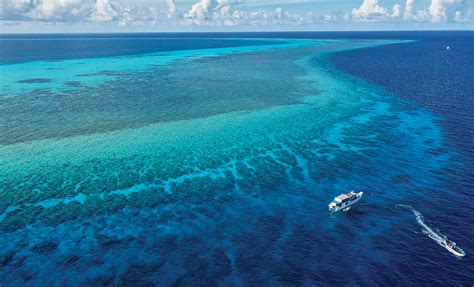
(0, 34, 473, 286)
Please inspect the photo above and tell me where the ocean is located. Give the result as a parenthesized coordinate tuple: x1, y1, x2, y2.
(0, 31, 473, 286)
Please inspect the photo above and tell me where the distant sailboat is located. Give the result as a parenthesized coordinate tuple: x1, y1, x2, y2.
(446, 45, 451, 50)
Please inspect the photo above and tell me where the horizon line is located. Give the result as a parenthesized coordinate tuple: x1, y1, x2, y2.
(1, 29, 473, 35)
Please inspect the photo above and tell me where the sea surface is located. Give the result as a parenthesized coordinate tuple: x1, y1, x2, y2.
(0, 32, 473, 286)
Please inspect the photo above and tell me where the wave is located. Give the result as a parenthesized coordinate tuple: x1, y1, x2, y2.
(397, 204, 466, 258)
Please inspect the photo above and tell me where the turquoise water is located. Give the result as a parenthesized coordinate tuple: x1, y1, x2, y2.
(0, 36, 472, 285)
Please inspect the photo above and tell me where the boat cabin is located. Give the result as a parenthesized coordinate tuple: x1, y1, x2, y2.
(334, 193, 357, 204)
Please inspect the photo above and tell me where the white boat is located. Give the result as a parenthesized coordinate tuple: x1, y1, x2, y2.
(328, 191, 363, 212)
(442, 240, 466, 258)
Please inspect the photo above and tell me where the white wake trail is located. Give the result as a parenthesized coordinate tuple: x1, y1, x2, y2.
(397, 204, 466, 257)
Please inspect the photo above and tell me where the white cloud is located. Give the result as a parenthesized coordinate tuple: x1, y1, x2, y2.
(166, 0, 178, 19)
(37, 0, 82, 18)
(180, 0, 313, 26)
(352, 0, 388, 19)
(392, 4, 402, 18)
(328, 0, 402, 21)
(184, 0, 214, 22)
(0, 0, 159, 25)
(239, 7, 314, 26)
(428, 0, 470, 22)
(183, 0, 243, 24)
(90, 0, 117, 21)
(1, 0, 89, 21)
(430, 0, 446, 21)
(404, 0, 415, 19)
(326, 0, 471, 23)
(0, 0, 472, 29)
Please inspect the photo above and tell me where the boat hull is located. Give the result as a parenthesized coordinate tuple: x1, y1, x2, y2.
(444, 244, 466, 257)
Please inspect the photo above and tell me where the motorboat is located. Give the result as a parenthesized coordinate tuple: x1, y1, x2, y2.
(329, 191, 363, 212)
(442, 240, 466, 258)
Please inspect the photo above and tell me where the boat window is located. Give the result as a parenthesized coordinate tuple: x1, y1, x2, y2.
(341, 196, 356, 203)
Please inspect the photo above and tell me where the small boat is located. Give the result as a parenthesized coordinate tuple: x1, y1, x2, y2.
(442, 240, 466, 258)
(397, 204, 466, 258)
(329, 191, 363, 212)
(446, 45, 451, 50)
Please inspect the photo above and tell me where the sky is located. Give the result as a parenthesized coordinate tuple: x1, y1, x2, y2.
(0, 0, 473, 33)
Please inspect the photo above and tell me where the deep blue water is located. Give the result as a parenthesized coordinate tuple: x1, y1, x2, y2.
(331, 32, 474, 284)
(0, 35, 279, 64)
(333, 32, 474, 162)
(1, 32, 473, 286)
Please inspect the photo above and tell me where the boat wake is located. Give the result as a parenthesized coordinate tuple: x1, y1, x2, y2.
(397, 204, 466, 258)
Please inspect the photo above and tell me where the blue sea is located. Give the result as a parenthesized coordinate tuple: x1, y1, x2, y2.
(0, 31, 473, 286)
